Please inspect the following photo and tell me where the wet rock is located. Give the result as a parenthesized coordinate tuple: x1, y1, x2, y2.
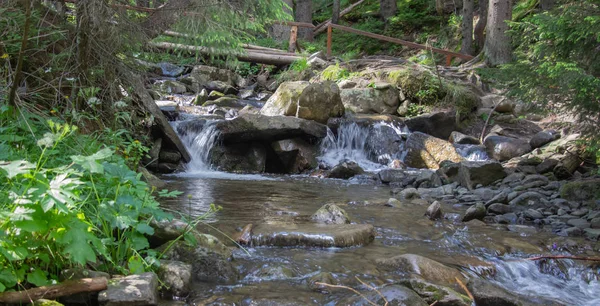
(398, 187, 421, 200)
(138, 167, 166, 190)
(312, 204, 351, 224)
(567, 218, 590, 229)
(426, 201, 443, 220)
(559, 227, 583, 237)
(159, 150, 181, 164)
(536, 158, 559, 174)
(156, 162, 181, 174)
(530, 130, 560, 149)
(449, 131, 480, 145)
(159, 80, 188, 94)
(523, 209, 544, 220)
(456, 161, 506, 190)
(340, 83, 400, 114)
(484, 135, 532, 161)
(467, 278, 565, 306)
(307, 272, 338, 293)
(488, 203, 512, 215)
(341, 284, 428, 306)
(271, 138, 318, 174)
(376, 254, 466, 287)
(463, 203, 486, 222)
(560, 179, 600, 201)
(158, 260, 192, 297)
(251, 223, 375, 248)
(387, 198, 402, 207)
(405, 112, 456, 139)
(210, 142, 266, 173)
(402, 278, 470, 306)
(502, 172, 525, 184)
(261, 81, 344, 124)
(207, 90, 224, 100)
(584, 228, 600, 240)
(206, 80, 237, 95)
(486, 189, 509, 206)
(404, 132, 463, 169)
(203, 96, 245, 108)
(591, 218, 600, 229)
(98, 272, 158, 306)
(379, 169, 412, 185)
(365, 123, 404, 163)
(216, 114, 328, 144)
(190, 65, 240, 88)
(254, 265, 297, 280)
(415, 170, 443, 188)
(509, 192, 546, 207)
(326, 160, 364, 179)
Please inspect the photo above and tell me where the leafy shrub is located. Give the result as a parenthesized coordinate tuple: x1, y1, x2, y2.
(321, 63, 350, 81)
(387, 68, 442, 104)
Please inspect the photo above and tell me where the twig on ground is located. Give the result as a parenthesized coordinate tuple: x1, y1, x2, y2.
(455, 277, 475, 302)
(355, 276, 389, 306)
(314, 282, 379, 306)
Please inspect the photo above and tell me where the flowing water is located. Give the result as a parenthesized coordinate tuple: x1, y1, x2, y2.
(162, 117, 600, 305)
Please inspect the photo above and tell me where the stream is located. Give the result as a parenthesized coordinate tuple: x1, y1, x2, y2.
(157, 115, 600, 305)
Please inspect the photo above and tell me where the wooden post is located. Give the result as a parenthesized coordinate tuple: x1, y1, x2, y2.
(288, 25, 298, 53)
(446, 55, 452, 66)
(327, 24, 333, 58)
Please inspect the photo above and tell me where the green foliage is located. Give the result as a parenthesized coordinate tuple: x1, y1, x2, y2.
(404, 103, 431, 118)
(321, 63, 350, 81)
(276, 58, 313, 83)
(0, 106, 178, 292)
(480, 0, 600, 131)
(387, 0, 441, 33)
(387, 68, 441, 104)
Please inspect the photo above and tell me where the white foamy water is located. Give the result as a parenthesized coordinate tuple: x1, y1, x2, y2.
(455, 144, 489, 161)
(492, 259, 600, 306)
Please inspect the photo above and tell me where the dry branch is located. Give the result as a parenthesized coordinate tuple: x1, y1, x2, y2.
(0, 277, 108, 304)
(455, 277, 474, 302)
(526, 255, 600, 262)
(313, 0, 367, 35)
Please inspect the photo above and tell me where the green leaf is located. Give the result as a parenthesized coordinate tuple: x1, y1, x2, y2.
(127, 255, 145, 274)
(27, 269, 49, 287)
(129, 232, 149, 251)
(0, 282, 6, 292)
(14, 219, 48, 233)
(135, 223, 154, 235)
(0, 270, 17, 288)
(70, 148, 113, 174)
(58, 221, 97, 265)
(0, 160, 34, 178)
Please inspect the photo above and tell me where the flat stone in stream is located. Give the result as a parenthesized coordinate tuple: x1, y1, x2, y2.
(250, 223, 375, 248)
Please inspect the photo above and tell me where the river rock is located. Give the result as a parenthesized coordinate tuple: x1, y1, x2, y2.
(487, 203, 512, 215)
(405, 112, 456, 139)
(376, 254, 466, 287)
(159, 80, 188, 94)
(484, 135, 532, 161)
(203, 97, 245, 108)
(312, 204, 351, 224)
(366, 123, 404, 163)
(560, 179, 600, 201)
(158, 260, 192, 297)
(449, 131, 480, 145)
(210, 142, 266, 173)
(205, 80, 237, 95)
(340, 83, 400, 114)
(339, 284, 428, 306)
(190, 65, 240, 88)
(523, 209, 544, 220)
(426, 201, 443, 220)
(399, 187, 421, 200)
(254, 265, 297, 280)
(584, 228, 600, 240)
(509, 191, 546, 207)
(271, 138, 318, 173)
(260, 81, 344, 124)
(327, 160, 364, 179)
(308, 272, 338, 293)
(530, 129, 559, 149)
(159, 150, 182, 164)
(467, 278, 565, 306)
(379, 169, 412, 185)
(98, 272, 158, 306)
(404, 132, 463, 169)
(138, 167, 166, 190)
(463, 203, 486, 222)
(216, 114, 327, 144)
(250, 223, 375, 248)
(456, 160, 506, 190)
(402, 278, 470, 306)
(536, 158, 559, 174)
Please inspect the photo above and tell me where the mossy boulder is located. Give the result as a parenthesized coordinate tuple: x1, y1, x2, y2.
(404, 132, 463, 169)
(311, 203, 351, 224)
(560, 179, 600, 201)
(402, 278, 470, 306)
(260, 81, 344, 124)
(203, 96, 244, 108)
(340, 83, 400, 114)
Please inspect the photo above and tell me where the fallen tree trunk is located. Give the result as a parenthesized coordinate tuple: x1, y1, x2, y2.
(553, 151, 581, 179)
(0, 277, 108, 304)
(162, 31, 289, 54)
(148, 42, 304, 66)
(313, 0, 366, 35)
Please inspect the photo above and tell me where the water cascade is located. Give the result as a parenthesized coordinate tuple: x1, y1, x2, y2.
(172, 120, 222, 172)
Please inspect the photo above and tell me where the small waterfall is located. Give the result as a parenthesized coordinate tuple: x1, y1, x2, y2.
(173, 120, 221, 172)
(455, 144, 489, 161)
(491, 259, 600, 306)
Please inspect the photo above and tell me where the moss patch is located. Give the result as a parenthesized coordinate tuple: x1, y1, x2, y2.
(560, 179, 600, 201)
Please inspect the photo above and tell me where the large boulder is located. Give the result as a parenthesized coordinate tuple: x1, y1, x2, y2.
(209, 142, 266, 173)
(560, 179, 600, 201)
(467, 278, 566, 306)
(251, 224, 375, 248)
(260, 81, 344, 124)
(271, 138, 318, 173)
(189, 65, 240, 88)
(340, 83, 400, 114)
(456, 161, 507, 190)
(484, 136, 532, 161)
(404, 132, 464, 169)
(98, 272, 158, 306)
(530, 129, 560, 149)
(327, 160, 365, 179)
(405, 112, 456, 139)
(311, 204, 351, 224)
(215, 114, 328, 144)
(376, 254, 466, 287)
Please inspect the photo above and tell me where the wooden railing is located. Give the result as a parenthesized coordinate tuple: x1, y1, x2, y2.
(326, 23, 474, 66)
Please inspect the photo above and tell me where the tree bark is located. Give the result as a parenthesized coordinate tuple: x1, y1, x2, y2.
(540, 0, 554, 10)
(332, 0, 341, 24)
(295, 0, 313, 41)
(0, 277, 107, 304)
(380, 0, 397, 20)
(270, 0, 293, 42)
(460, 0, 474, 55)
(474, 0, 488, 51)
(484, 0, 512, 66)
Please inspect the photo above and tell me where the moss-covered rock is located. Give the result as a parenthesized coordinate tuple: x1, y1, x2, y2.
(560, 179, 600, 201)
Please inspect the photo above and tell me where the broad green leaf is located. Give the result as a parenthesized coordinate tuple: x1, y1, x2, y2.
(129, 232, 149, 251)
(135, 223, 154, 235)
(27, 269, 49, 287)
(128, 255, 145, 274)
(0, 282, 5, 292)
(0, 270, 17, 288)
(0, 160, 34, 178)
(70, 148, 113, 174)
(58, 222, 97, 265)
(5, 246, 29, 261)
(14, 220, 48, 233)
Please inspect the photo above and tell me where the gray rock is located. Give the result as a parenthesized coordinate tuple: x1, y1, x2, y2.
(463, 203, 487, 222)
(405, 112, 457, 139)
(559, 227, 583, 237)
(158, 260, 192, 297)
(138, 167, 166, 190)
(399, 187, 421, 200)
(307, 56, 328, 69)
(379, 169, 411, 184)
(524, 209, 544, 220)
(509, 192, 546, 207)
(327, 160, 364, 179)
(415, 170, 443, 188)
(536, 158, 559, 174)
(456, 161, 506, 190)
(251, 223, 375, 248)
(159, 150, 181, 164)
(261, 81, 344, 124)
(205, 80, 237, 95)
(404, 132, 463, 169)
(502, 172, 525, 184)
(311, 204, 351, 224)
(159, 80, 188, 94)
(340, 84, 400, 114)
(307, 272, 338, 293)
(467, 278, 565, 306)
(426, 201, 443, 220)
(387, 197, 402, 207)
(560, 179, 600, 201)
(209, 142, 266, 173)
(484, 135, 532, 161)
(530, 130, 559, 149)
(486, 189, 510, 205)
(271, 138, 318, 174)
(584, 228, 600, 240)
(567, 218, 590, 229)
(341, 284, 428, 306)
(190, 65, 240, 88)
(98, 272, 158, 306)
(591, 218, 600, 229)
(402, 278, 469, 306)
(254, 265, 297, 280)
(376, 254, 466, 287)
(488, 203, 512, 215)
(449, 131, 480, 144)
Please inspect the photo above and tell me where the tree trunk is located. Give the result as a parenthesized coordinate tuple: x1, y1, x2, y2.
(380, 0, 397, 20)
(484, 0, 512, 66)
(540, 0, 554, 10)
(460, 0, 474, 55)
(270, 0, 293, 42)
(474, 0, 488, 51)
(295, 0, 313, 41)
(332, 0, 340, 24)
